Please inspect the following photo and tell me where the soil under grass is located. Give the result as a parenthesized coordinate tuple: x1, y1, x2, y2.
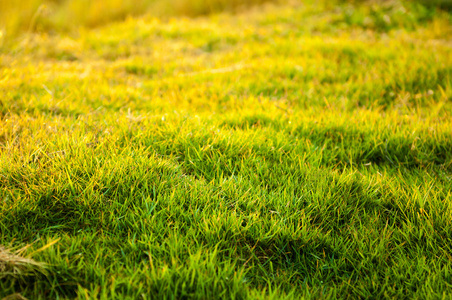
(1, 0, 452, 299)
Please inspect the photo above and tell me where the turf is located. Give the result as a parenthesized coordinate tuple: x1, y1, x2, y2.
(1, 0, 452, 299)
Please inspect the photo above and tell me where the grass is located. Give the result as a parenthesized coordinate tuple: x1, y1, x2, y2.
(0, 0, 280, 43)
(1, 0, 452, 298)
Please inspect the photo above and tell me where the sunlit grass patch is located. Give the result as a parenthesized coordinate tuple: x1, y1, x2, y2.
(1, 0, 452, 299)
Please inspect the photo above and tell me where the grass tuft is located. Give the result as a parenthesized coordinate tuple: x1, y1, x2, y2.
(0, 244, 46, 279)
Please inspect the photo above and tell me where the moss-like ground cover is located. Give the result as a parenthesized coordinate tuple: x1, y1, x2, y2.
(1, 0, 452, 298)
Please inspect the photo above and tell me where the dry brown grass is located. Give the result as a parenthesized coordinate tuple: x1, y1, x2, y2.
(0, 239, 59, 280)
(1, 293, 29, 300)
(0, 245, 46, 279)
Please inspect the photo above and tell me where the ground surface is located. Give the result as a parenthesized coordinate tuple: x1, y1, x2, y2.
(1, 0, 452, 299)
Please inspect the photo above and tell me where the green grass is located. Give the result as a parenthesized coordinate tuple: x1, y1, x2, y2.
(1, 0, 452, 299)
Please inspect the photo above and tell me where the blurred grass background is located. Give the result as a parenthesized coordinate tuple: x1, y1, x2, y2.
(0, 0, 281, 43)
(0, 0, 451, 45)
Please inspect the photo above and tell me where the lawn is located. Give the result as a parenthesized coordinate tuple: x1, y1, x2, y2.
(1, 0, 452, 299)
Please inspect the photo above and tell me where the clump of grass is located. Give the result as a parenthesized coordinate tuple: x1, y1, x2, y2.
(0, 245, 46, 279)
